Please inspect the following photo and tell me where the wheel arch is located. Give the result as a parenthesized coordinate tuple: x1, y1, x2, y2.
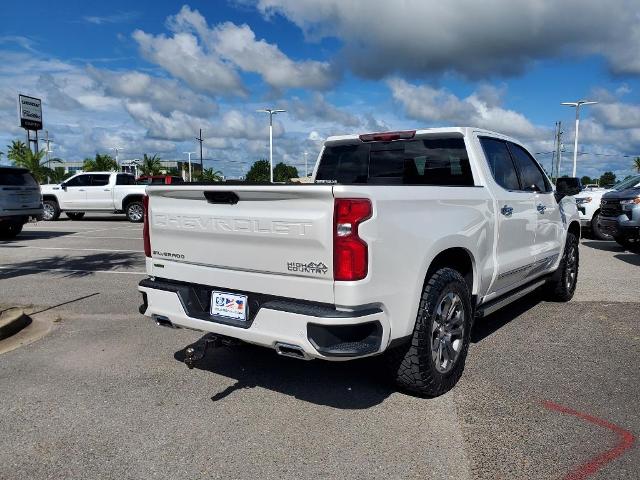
(42, 194, 59, 204)
(425, 247, 476, 296)
(568, 220, 581, 239)
(122, 194, 144, 210)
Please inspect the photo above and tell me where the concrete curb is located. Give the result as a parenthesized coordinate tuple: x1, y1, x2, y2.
(0, 308, 32, 340)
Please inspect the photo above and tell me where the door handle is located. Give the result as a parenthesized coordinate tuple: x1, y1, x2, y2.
(78, 189, 86, 191)
(103, 189, 111, 191)
(537, 203, 547, 214)
(501, 205, 513, 217)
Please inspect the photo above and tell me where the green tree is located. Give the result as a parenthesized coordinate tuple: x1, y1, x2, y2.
(83, 153, 118, 172)
(245, 159, 270, 182)
(273, 162, 299, 183)
(11, 148, 61, 183)
(138, 154, 162, 176)
(198, 168, 224, 182)
(50, 165, 73, 183)
(580, 175, 594, 185)
(7, 140, 29, 162)
(633, 157, 640, 173)
(599, 171, 617, 187)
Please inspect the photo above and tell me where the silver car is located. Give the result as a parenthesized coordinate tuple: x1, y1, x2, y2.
(0, 166, 43, 238)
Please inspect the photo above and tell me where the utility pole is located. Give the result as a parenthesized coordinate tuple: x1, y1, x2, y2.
(195, 129, 204, 171)
(304, 151, 308, 177)
(553, 122, 563, 183)
(256, 108, 286, 183)
(42, 130, 54, 183)
(183, 151, 195, 182)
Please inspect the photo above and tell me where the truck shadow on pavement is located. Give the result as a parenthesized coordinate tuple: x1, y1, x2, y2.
(580, 240, 624, 252)
(0, 230, 73, 243)
(0, 252, 141, 280)
(174, 343, 394, 409)
(173, 292, 547, 409)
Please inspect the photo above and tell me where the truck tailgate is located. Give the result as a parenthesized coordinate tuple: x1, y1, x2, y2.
(146, 184, 336, 303)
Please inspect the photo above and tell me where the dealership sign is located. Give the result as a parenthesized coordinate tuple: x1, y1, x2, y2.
(18, 94, 43, 130)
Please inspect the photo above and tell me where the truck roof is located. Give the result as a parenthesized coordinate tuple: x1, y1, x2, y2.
(325, 127, 520, 145)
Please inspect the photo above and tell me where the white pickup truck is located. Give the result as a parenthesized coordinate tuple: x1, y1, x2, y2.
(138, 127, 581, 396)
(41, 172, 147, 222)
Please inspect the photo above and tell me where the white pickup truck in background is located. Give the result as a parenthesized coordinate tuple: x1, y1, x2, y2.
(138, 127, 581, 396)
(41, 172, 147, 222)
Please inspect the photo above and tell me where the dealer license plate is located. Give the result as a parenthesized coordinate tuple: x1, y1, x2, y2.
(210, 291, 248, 321)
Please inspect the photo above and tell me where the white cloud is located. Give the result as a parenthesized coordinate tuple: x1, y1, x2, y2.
(134, 5, 335, 94)
(132, 30, 245, 96)
(254, 0, 640, 77)
(283, 93, 360, 127)
(83, 11, 139, 25)
(211, 22, 335, 90)
(387, 78, 542, 139)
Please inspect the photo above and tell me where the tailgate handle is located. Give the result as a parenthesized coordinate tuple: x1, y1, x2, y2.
(203, 191, 239, 205)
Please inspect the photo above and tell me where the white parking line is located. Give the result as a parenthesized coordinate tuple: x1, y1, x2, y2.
(0, 266, 146, 275)
(19, 246, 141, 253)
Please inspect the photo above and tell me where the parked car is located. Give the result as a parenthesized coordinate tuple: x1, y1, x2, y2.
(575, 175, 640, 240)
(138, 127, 580, 397)
(40, 172, 147, 222)
(597, 174, 640, 248)
(137, 175, 184, 185)
(0, 166, 43, 238)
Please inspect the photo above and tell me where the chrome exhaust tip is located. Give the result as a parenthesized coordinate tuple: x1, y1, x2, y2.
(152, 314, 176, 328)
(274, 342, 310, 360)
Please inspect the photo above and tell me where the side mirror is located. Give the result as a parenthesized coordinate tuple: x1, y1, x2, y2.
(555, 177, 582, 201)
(61, 183, 67, 191)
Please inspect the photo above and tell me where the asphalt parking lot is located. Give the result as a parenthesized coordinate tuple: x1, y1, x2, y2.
(1, 216, 638, 480)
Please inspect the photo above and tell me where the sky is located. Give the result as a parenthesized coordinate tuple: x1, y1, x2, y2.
(1, 0, 639, 179)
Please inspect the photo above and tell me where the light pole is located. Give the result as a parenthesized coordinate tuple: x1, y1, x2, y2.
(183, 151, 195, 181)
(304, 151, 308, 177)
(561, 100, 598, 177)
(111, 146, 122, 170)
(256, 108, 286, 183)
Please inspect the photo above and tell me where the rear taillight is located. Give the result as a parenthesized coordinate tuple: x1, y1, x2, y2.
(334, 198, 372, 281)
(143, 195, 151, 257)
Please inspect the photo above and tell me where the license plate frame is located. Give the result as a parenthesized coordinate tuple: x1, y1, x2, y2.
(210, 291, 248, 321)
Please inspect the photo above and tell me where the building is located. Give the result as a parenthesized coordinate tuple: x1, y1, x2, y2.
(57, 159, 202, 179)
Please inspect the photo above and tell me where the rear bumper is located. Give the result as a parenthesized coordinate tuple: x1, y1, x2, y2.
(0, 207, 43, 222)
(138, 278, 390, 360)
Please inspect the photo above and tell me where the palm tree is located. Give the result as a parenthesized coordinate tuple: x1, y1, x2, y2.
(11, 148, 61, 183)
(198, 168, 224, 182)
(83, 153, 118, 172)
(634, 157, 640, 173)
(7, 140, 29, 162)
(138, 154, 162, 176)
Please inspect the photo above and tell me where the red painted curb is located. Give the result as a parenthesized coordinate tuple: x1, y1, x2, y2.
(542, 400, 636, 480)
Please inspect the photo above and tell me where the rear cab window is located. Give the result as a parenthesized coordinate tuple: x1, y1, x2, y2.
(315, 137, 475, 186)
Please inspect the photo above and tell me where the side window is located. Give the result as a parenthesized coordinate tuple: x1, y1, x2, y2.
(116, 174, 134, 185)
(508, 143, 550, 192)
(64, 174, 91, 187)
(89, 174, 110, 187)
(479, 138, 520, 191)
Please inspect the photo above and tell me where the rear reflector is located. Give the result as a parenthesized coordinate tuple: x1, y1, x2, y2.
(359, 130, 416, 142)
(143, 195, 151, 257)
(334, 198, 372, 281)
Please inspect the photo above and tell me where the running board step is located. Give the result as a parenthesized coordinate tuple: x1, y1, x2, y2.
(476, 277, 548, 318)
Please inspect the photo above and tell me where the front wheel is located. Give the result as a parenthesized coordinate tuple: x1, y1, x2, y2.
(0, 223, 23, 239)
(125, 201, 144, 223)
(42, 200, 60, 221)
(386, 267, 472, 397)
(546, 231, 579, 302)
(590, 212, 612, 241)
(65, 212, 85, 221)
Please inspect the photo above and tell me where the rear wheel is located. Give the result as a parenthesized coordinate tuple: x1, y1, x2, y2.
(65, 212, 85, 221)
(0, 222, 23, 239)
(546, 231, 579, 301)
(42, 199, 60, 221)
(386, 267, 472, 397)
(590, 212, 612, 240)
(125, 201, 144, 223)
